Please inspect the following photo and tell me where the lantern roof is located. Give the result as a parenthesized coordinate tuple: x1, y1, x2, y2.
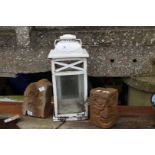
(48, 34, 89, 59)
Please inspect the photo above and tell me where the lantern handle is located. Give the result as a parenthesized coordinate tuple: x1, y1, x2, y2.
(54, 39, 61, 46)
(76, 39, 82, 45)
(54, 38, 82, 46)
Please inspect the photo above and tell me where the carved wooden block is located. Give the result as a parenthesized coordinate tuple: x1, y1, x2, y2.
(89, 87, 119, 128)
(22, 79, 52, 118)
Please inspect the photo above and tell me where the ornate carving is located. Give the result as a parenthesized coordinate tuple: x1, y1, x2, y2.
(89, 87, 119, 128)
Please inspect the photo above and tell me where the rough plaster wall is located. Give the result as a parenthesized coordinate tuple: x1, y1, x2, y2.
(0, 26, 155, 77)
(15, 26, 31, 48)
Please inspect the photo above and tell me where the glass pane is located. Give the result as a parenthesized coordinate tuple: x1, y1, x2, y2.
(56, 74, 85, 114)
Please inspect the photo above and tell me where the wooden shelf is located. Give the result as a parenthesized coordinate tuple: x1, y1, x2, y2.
(0, 102, 155, 129)
(0, 102, 22, 115)
(0, 101, 155, 117)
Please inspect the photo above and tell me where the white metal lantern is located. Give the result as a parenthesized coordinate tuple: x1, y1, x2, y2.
(48, 34, 89, 121)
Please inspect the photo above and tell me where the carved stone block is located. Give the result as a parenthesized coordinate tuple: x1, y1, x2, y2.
(89, 87, 119, 128)
(22, 79, 52, 118)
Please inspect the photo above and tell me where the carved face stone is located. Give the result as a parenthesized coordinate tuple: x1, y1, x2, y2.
(89, 88, 118, 128)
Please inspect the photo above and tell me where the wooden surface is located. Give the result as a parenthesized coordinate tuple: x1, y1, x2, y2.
(17, 116, 63, 129)
(1, 101, 155, 129)
(16, 115, 155, 129)
(1, 101, 155, 117)
(58, 116, 155, 129)
(0, 118, 20, 129)
(0, 102, 22, 115)
(118, 106, 155, 117)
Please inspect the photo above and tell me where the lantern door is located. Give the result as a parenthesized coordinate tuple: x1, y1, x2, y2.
(52, 58, 87, 119)
(56, 74, 84, 114)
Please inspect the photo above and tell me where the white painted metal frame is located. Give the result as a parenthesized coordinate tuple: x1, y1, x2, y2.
(51, 57, 88, 121)
(55, 60, 84, 72)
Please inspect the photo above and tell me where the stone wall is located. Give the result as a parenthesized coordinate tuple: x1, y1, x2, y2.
(0, 26, 155, 77)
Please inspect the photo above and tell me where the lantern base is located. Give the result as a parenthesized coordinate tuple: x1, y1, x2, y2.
(53, 115, 88, 121)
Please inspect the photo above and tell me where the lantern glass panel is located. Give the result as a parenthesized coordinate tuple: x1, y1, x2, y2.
(56, 74, 85, 114)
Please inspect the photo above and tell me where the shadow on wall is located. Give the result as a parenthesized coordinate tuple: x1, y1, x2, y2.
(88, 77, 128, 105)
(0, 72, 52, 95)
(0, 73, 128, 105)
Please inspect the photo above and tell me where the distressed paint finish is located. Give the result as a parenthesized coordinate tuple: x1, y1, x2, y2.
(1, 27, 155, 77)
(48, 34, 89, 121)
